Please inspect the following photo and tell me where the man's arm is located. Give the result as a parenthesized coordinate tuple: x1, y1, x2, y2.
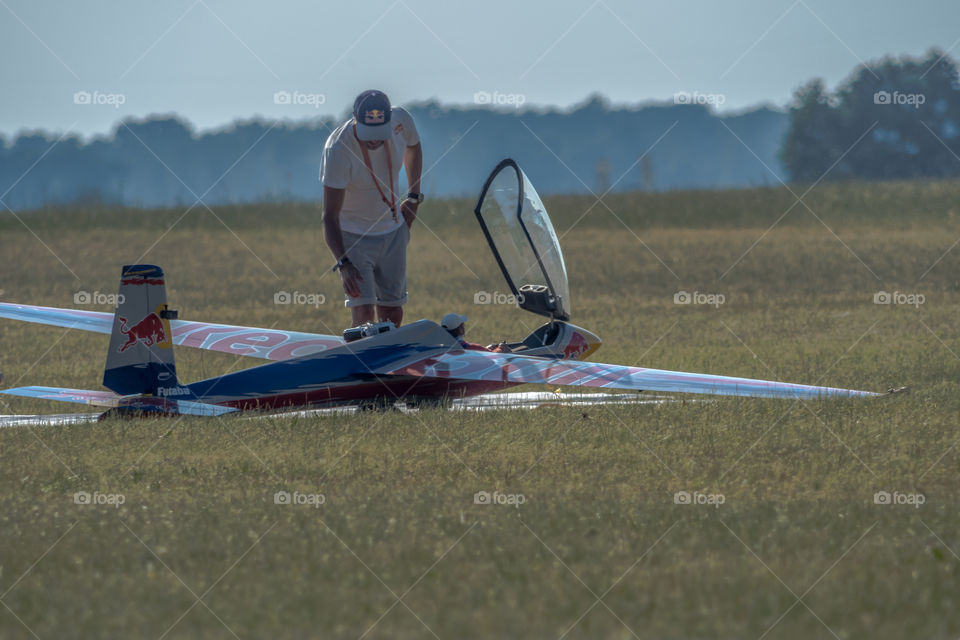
(400, 143, 423, 227)
(404, 142, 422, 194)
(322, 186, 346, 259)
(323, 185, 362, 298)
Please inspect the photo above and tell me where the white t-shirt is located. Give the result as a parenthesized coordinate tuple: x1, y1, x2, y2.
(320, 106, 421, 236)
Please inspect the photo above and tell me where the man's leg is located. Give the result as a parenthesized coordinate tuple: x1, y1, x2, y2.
(352, 304, 376, 325)
(377, 305, 402, 326)
(342, 230, 379, 326)
(372, 224, 409, 327)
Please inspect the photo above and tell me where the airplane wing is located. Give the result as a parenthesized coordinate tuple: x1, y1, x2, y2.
(0, 385, 237, 416)
(0, 302, 344, 361)
(376, 349, 881, 399)
(0, 385, 121, 407)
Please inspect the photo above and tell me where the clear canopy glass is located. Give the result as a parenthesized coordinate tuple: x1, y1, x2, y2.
(475, 160, 570, 320)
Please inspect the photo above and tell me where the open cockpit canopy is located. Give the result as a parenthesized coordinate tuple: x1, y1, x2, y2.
(474, 159, 571, 321)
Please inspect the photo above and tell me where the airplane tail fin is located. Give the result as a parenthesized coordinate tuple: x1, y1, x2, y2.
(103, 265, 181, 396)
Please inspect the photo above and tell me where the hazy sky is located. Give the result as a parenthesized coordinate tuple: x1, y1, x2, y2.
(2, 0, 958, 137)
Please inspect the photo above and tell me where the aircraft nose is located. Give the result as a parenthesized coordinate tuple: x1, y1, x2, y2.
(561, 324, 602, 360)
(576, 327, 602, 359)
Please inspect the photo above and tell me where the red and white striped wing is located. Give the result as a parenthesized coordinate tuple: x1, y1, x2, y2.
(379, 350, 880, 399)
(0, 302, 343, 360)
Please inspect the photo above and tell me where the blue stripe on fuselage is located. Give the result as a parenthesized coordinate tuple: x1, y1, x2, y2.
(185, 320, 455, 404)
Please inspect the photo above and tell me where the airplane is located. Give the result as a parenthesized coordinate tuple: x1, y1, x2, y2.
(0, 159, 886, 418)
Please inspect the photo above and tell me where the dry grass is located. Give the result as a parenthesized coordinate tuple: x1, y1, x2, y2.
(0, 181, 958, 638)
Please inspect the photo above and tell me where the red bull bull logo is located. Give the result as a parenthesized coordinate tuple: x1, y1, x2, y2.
(364, 108, 385, 124)
(117, 311, 168, 352)
(563, 332, 593, 360)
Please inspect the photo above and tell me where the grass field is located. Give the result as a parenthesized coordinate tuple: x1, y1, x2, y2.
(1, 180, 959, 638)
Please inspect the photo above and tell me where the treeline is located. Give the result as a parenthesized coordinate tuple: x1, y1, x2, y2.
(2, 49, 956, 210)
(0, 118, 334, 209)
(0, 100, 789, 210)
(783, 49, 960, 182)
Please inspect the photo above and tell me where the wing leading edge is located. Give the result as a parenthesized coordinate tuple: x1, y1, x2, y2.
(378, 350, 880, 399)
(0, 302, 344, 361)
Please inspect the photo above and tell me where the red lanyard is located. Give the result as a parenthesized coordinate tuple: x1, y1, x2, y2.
(354, 128, 397, 222)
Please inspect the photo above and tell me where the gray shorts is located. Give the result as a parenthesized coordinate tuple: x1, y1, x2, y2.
(341, 223, 410, 308)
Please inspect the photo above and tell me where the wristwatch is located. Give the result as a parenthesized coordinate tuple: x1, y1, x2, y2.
(406, 192, 424, 204)
(334, 256, 352, 271)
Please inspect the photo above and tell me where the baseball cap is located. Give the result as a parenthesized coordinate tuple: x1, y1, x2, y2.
(353, 90, 392, 141)
(441, 312, 468, 330)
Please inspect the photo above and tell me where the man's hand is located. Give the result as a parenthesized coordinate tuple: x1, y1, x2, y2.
(402, 142, 422, 227)
(400, 199, 419, 228)
(339, 263, 363, 298)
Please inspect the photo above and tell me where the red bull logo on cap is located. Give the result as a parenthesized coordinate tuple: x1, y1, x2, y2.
(117, 305, 172, 352)
(364, 109, 386, 124)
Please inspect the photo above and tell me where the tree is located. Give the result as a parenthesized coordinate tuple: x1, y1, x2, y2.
(781, 79, 838, 182)
(782, 49, 960, 183)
